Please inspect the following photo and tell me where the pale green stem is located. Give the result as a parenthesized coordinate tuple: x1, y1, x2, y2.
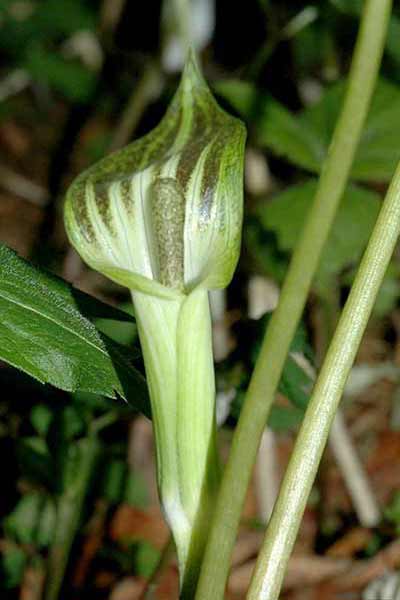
(247, 161, 400, 600)
(132, 288, 219, 596)
(109, 63, 162, 153)
(195, 1, 392, 597)
(172, 0, 191, 52)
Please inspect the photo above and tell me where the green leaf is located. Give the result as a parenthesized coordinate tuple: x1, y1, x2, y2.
(4, 492, 44, 546)
(259, 179, 381, 290)
(33, 0, 96, 36)
(329, 0, 363, 15)
(4, 492, 56, 549)
(229, 315, 314, 429)
(215, 80, 321, 172)
(384, 491, 400, 533)
(0, 2, 88, 60)
(244, 218, 288, 282)
(373, 266, 400, 318)
(330, 0, 400, 67)
(0, 545, 27, 589)
(72, 390, 122, 413)
(36, 497, 57, 548)
(25, 44, 97, 102)
(124, 471, 149, 508)
(330, 0, 400, 66)
(101, 460, 127, 504)
(386, 16, 400, 65)
(57, 405, 86, 440)
(268, 406, 303, 432)
(217, 78, 400, 182)
(95, 302, 137, 347)
(30, 404, 53, 437)
(279, 358, 312, 411)
(134, 542, 160, 578)
(17, 437, 53, 488)
(0, 244, 149, 417)
(300, 78, 400, 182)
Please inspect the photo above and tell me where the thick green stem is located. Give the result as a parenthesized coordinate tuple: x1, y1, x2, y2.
(195, 1, 392, 597)
(247, 161, 400, 600)
(45, 434, 100, 600)
(132, 288, 219, 595)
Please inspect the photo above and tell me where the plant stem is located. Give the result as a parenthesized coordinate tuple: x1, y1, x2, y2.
(315, 286, 380, 527)
(194, 1, 392, 597)
(172, 0, 191, 52)
(44, 434, 100, 600)
(249, 6, 318, 79)
(91, 410, 119, 434)
(108, 63, 162, 153)
(247, 160, 400, 600)
(132, 289, 219, 595)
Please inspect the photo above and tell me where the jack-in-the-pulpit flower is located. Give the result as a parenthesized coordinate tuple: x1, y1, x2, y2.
(64, 51, 245, 593)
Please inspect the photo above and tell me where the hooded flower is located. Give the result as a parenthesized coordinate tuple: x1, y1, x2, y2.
(64, 51, 246, 591)
(64, 51, 246, 299)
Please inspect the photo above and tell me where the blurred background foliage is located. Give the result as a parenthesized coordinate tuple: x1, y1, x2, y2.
(2, 0, 400, 598)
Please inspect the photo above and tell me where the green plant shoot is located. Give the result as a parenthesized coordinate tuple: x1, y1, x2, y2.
(64, 50, 246, 592)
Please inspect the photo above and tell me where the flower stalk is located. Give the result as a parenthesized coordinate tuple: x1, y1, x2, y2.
(247, 159, 400, 600)
(64, 50, 246, 592)
(132, 288, 220, 591)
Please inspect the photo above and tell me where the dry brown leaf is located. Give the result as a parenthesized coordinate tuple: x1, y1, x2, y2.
(110, 505, 169, 549)
(110, 577, 146, 600)
(154, 565, 179, 599)
(19, 566, 45, 600)
(228, 555, 351, 595)
(0, 122, 31, 156)
(326, 527, 373, 558)
(367, 431, 400, 503)
(335, 539, 400, 591)
(72, 499, 108, 588)
(231, 531, 263, 567)
(0, 193, 42, 255)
